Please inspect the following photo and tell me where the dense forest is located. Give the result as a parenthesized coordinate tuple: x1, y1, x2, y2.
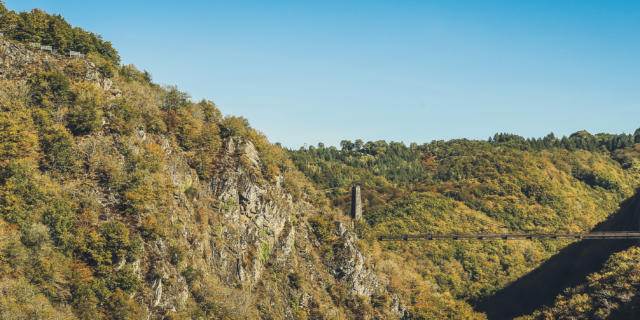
(2, 2, 640, 319)
(290, 132, 640, 318)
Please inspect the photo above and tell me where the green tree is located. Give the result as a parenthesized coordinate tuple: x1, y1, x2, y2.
(0, 110, 40, 166)
(105, 288, 145, 320)
(161, 86, 190, 112)
(42, 198, 77, 250)
(67, 83, 104, 135)
(28, 70, 74, 107)
(39, 125, 76, 173)
(0, 160, 44, 228)
(340, 140, 353, 151)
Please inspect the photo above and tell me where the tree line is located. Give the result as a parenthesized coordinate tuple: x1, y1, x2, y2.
(0, 2, 119, 65)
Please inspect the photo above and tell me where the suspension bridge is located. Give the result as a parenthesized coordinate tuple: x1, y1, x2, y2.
(376, 232, 640, 241)
(342, 184, 640, 241)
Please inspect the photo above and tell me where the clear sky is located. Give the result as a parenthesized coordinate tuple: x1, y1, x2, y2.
(5, 1, 640, 148)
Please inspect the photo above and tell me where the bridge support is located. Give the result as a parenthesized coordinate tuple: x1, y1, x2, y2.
(350, 184, 362, 221)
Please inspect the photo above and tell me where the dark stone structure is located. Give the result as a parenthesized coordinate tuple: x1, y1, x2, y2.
(350, 184, 362, 220)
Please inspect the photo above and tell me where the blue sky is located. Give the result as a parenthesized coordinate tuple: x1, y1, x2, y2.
(5, 1, 640, 148)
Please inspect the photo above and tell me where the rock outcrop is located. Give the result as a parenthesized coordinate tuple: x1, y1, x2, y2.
(0, 38, 115, 91)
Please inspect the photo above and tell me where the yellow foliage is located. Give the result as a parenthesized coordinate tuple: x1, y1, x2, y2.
(0, 109, 40, 166)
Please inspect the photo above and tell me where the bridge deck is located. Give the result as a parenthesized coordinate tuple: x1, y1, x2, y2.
(377, 232, 640, 241)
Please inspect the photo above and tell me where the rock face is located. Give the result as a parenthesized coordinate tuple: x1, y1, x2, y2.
(130, 134, 404, 318)
(209, 138, 293, 285)
(331, 221, 379, 296)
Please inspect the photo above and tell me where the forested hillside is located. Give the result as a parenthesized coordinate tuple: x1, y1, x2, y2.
(521, 245, 640, 319)
(0, 4, 411, 319)
(290, 134, 640, 318)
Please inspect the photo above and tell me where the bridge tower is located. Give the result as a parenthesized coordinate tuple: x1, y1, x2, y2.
(350, 184, 362, 221)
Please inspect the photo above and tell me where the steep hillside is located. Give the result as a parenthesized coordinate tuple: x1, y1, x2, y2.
(291, 137, 640, 318)
(518, 245, 640, 320)
(0, 5, 405, 319)
(514, 146, 640, 320)
(480, 190, 640, 319)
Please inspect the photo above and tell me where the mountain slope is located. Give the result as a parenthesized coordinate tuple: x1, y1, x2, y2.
(478, 190, 640, 319)
(0, 5, 403, 319)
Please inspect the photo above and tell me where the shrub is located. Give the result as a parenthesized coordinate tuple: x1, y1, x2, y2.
(0, 110, 40, 166)
(309, 215, 334, 243)
(220, 116, 250, 138)
(288, 272, 303, 289)
(161, 86, 190, 112)
(27, 70, 74, 106)
(108, 265, 139, 293)
(259, 242, 270, 264)
(21, 223, 50, 248)
(0, 160, 44, 228)
(67, 83, 104, 135)
(198, 99, 221, 122)
(39, 125, 76, 173)
(181, 265, 202, 285)
(169, 242, 185, 266)
(42, 198, 77, 249)
(86, 52, 115, 77)
(101, 221, 132, 263)
(64, 59, 88, 80)
(105, 98, 141, 135)
(118, 65, 152, 84)
(105, 288, 145, 320)
(176, 108, 201, 150)
(76, 221, 138, 271)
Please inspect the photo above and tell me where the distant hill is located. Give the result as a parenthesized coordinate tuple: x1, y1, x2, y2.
(290, 134, 640, 318)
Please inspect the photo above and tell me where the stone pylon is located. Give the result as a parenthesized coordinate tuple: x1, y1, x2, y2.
(351, 184, 362, 221)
